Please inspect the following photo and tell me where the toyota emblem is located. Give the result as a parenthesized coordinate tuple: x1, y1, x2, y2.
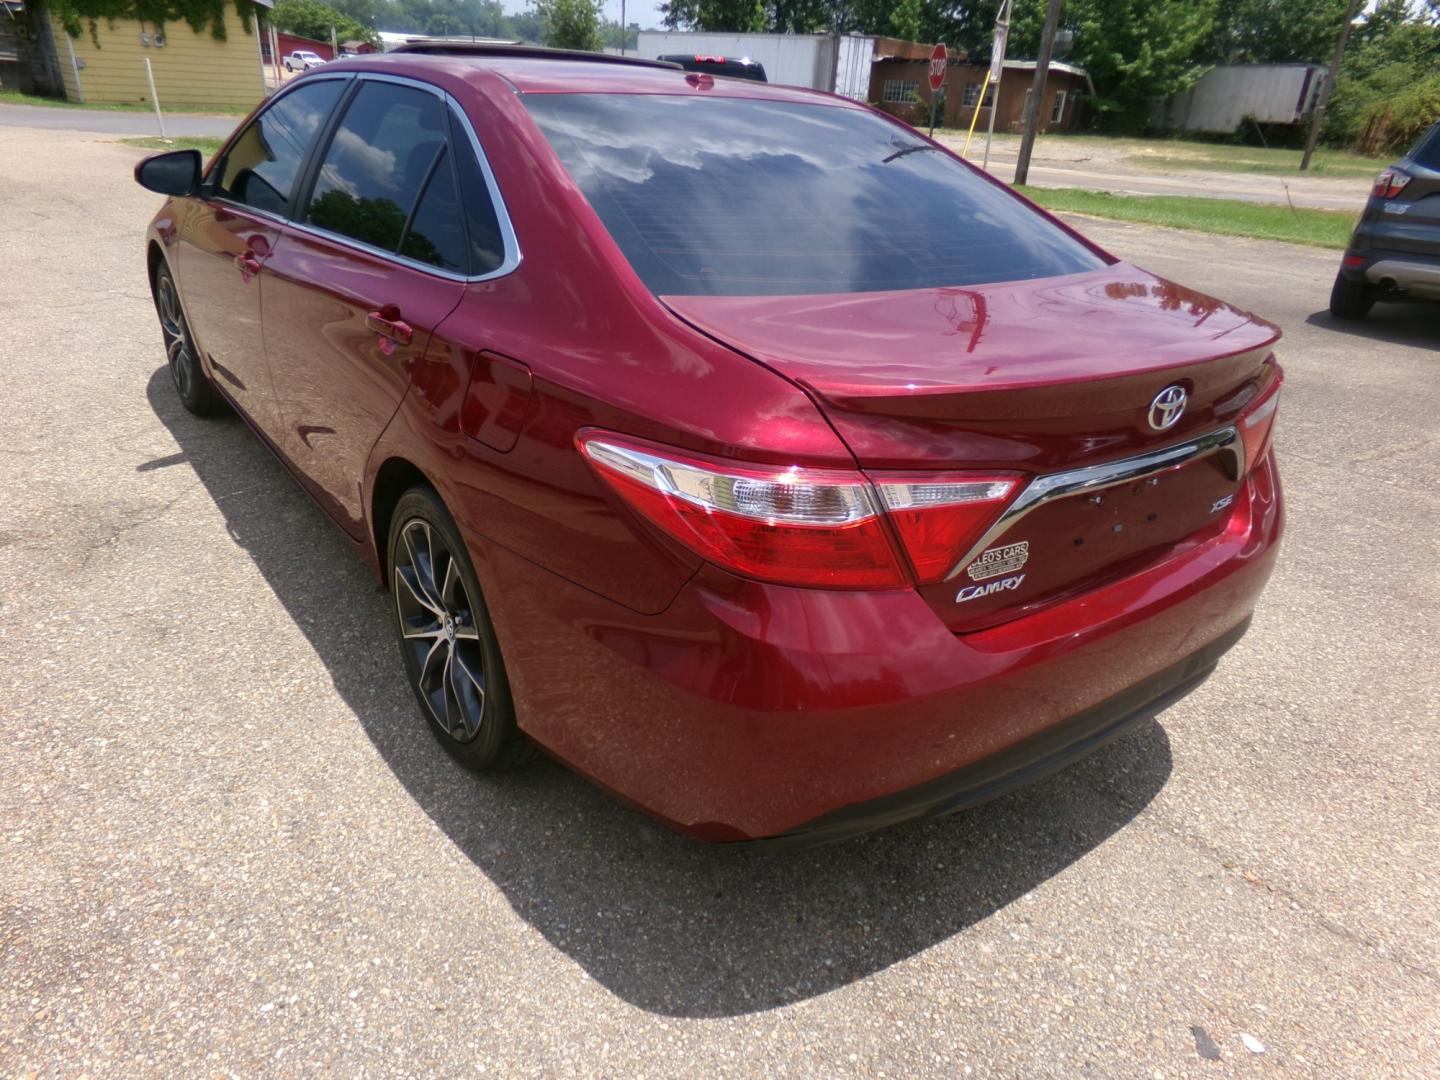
(1147, 384, 1187, 431)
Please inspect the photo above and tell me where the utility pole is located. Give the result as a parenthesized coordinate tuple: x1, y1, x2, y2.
(620, 0, 626, 54)
(1013, 0, 1063, 187)
(1301, 0, 1363, 171)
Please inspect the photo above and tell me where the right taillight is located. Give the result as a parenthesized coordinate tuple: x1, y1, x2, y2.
(1239, 375, 1282, 473)
(576, 430, 1023, 590)
(870, 473, 1021, 584)
(1372, 169, 1411, 199)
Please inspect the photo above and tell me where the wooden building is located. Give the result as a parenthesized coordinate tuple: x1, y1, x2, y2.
(31, 0, 272, 109)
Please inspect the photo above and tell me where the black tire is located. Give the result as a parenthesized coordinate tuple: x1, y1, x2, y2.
(154, 262, 226, 416)
(387, 487, 533, 772)
(1329, 270, 1374, 321)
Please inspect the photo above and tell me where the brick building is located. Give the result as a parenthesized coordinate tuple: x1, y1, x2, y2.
(871, 57, 1091, 134)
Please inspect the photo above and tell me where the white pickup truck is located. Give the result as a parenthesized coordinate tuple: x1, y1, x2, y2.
(283, 50, 326, 72)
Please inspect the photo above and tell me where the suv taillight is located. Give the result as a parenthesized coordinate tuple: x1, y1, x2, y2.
(1372, 169, 1411, 199)
(577, 431, 1021, 589)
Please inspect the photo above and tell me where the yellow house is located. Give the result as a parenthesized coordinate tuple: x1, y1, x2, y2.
(48, 0, 271, 108)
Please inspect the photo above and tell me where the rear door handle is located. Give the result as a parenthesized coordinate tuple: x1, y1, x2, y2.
(235, 252, 262, 278)
(367, 307, 414, 347)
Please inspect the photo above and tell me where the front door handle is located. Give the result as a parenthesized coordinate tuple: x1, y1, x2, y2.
(235, 252, 263, 280)
(367, 306, 414, 347)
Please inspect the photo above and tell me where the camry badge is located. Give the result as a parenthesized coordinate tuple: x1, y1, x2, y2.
(1148, 385, 1188, 431)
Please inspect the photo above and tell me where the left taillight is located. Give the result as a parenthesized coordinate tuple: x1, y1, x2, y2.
(577, 432, 1022, 590)
(1371, 169, 1411, 199)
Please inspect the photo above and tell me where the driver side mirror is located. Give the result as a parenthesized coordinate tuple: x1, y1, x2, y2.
(134, 149, 202, 197)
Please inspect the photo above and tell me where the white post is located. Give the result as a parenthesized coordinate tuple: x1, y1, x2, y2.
(619, 0, 626, 54)
(982, 0, 1011, 171)
(331, 26, 338, 57)
(144, 57, 165, 137)
(254, 11, 267, 94)
(271, 24, 282, 87)
(64, 34, 84, 103)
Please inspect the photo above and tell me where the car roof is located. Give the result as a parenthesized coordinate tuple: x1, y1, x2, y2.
(321, 48, 856, 105)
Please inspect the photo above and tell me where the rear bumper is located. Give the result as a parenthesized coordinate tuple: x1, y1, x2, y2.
(1364, 256, 1440, 299)
(757, 615, 1247, 849)
(1340, 245, 1440, 299)
(474, 450, 1283, 843)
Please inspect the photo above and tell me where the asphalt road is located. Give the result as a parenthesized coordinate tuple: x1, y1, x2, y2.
(2, 127, 1438, 1077)
(0, 102, 240, 137)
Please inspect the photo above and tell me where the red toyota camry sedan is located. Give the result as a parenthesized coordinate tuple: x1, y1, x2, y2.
(134, 45, 1283, 846)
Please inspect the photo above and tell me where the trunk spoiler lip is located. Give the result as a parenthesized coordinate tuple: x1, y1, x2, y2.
(943, 425, 1244, 582)
(659, 267, 1283, 416)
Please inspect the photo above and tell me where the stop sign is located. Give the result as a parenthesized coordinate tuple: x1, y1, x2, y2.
(928, 43, 947, 92)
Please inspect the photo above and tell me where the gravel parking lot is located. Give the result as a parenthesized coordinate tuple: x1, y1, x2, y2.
(2, 126, 1437, 1078)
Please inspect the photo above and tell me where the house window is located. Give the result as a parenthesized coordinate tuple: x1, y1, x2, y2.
(1051, 90, 1067, 124)
(882, 79, 919, 105)
(961, 83, 995, 108)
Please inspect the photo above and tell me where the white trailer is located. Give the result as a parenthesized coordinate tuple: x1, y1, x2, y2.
(1161, 63, 1326, 134)
(635, 31, 878, 99)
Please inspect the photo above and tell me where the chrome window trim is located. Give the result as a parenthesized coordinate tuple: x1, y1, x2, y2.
(942, 426, 1245, 582)
(289, 71, 522, 284)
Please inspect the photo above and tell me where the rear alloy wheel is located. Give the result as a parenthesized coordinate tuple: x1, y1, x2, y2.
(1329, 270, 1374, 321)
(388, 487, 532, 771)
(155, 263, 225, 416)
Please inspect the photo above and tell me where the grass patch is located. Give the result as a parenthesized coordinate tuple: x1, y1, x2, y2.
(933, 129, 1387, 178)
(0, 90, 252, 115)
(121, 135, 225, 155)
(1123, 148, 1384, 179)
(1017, 186, 1358, 249)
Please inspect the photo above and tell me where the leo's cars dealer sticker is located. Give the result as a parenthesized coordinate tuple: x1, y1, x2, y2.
(965, 541, 1030, 581)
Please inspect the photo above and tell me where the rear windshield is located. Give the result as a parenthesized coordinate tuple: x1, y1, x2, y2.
(1409, 122, 1440, 170)
(523, 93, 1106, 296)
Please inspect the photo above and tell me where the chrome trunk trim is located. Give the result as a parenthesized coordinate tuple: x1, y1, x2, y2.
(943, 426, 1244, 582)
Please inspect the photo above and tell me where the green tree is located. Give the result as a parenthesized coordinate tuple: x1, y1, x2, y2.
(660, 0, 765, 32)
(533, 0, 603, 50)
(1053, 0, 1219, 131)
(888, 0, 922, 42)
(1202, 0, 1350, 65)
(271, 0, 378, 44)
(1323, 0, 1440, 152)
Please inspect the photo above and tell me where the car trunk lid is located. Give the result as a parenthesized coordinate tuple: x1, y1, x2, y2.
(662, 263, 1281, 631)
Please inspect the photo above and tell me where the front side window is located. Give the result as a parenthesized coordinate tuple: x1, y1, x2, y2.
(305, 80, 447, 254)
(524, 94, 1106, 297)
(214, 79, 344, 215)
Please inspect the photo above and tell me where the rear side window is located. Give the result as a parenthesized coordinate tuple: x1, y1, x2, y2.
(306, 80, 447, 253)
(451, 123, 506, 276)
(524, 94, 1106, 296)
(215, 79, 344, 214)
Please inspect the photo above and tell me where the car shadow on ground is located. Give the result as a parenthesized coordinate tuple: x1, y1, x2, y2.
(146, 366, 1175, 1019)
(1305, 302, 1440, 347)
